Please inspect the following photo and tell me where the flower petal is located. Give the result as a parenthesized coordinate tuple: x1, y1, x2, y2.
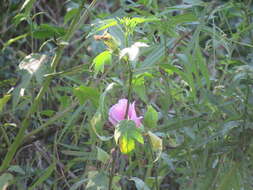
(108, 98, 142, 127)
(109, 99, 128, 126)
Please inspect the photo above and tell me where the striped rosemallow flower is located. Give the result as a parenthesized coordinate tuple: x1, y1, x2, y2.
(109, 99, 142, 127)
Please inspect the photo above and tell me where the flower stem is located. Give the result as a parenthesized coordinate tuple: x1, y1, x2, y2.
(124, 61, 133, 119)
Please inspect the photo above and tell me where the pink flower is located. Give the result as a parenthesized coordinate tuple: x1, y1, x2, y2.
(109, 99, 142, 127)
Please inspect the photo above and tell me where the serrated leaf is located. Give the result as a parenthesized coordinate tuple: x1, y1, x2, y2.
(92, 50, 112, 74)
(133, 76, 148, 102)
(89, 19, 118, 37)
(142, 45, 165, 68)
(171, 13, 198, 25)
(73, 85, 100, 107)
(144, 105, 158, 128)
(130, 130, 144, 144)
(33, 24, 66, 39)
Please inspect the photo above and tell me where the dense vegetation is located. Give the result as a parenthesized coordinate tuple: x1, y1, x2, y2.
(1, 0, 253, 189)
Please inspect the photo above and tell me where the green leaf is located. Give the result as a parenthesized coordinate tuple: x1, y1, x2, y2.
(148, 131, 162, 151)
(144, 105, 158, 128)
(86, 171, 109, 190)
(33, 24, 66, 39)
(141, 45, 165, 68)
(40, 109, 55, 117)
(89, 19, 118, 37)
(28, 163, 55, 190)
(119, 17, 159, 33)
(131, 129, 144, 144)
(21, 0, 36, 13)
(148, 131, 162, 161)
(0, 173, 13, 190)
(195, 43, 210, 89)
(64, 8, 79, 24)
(73, 85, 100, 107)
(119, 135, 135, 154)
(170, 13, 198, 25)
(8, 165, 25, 175)
(0, 94, 11, 113)
(115, 120, 144, 154)
(133, 76, 148, 103)
(92, 50, 112, 74)
(97, 147, 110, 164)
(130, 177, 151, 190)
(160, 63, 188, 82)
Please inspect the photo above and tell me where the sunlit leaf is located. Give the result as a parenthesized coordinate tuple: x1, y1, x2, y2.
(148, 131, 162, 161)
(119, 135, 135, 154)
(92, 50, 112, 74)
(115, 120, 144, 154)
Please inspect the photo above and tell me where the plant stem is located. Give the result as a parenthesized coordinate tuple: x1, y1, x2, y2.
(108, 148, 118, 190)
(147, 136, 159, 190)
(124, 61, 133, 119)
(0, 0, 97, 173)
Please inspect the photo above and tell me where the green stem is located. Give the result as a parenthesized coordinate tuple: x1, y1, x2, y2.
(0, 0, 97, 173)
(124, 61, 133, 119)
(147, 136, 159, 190)
(108, 148, 118, 190)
